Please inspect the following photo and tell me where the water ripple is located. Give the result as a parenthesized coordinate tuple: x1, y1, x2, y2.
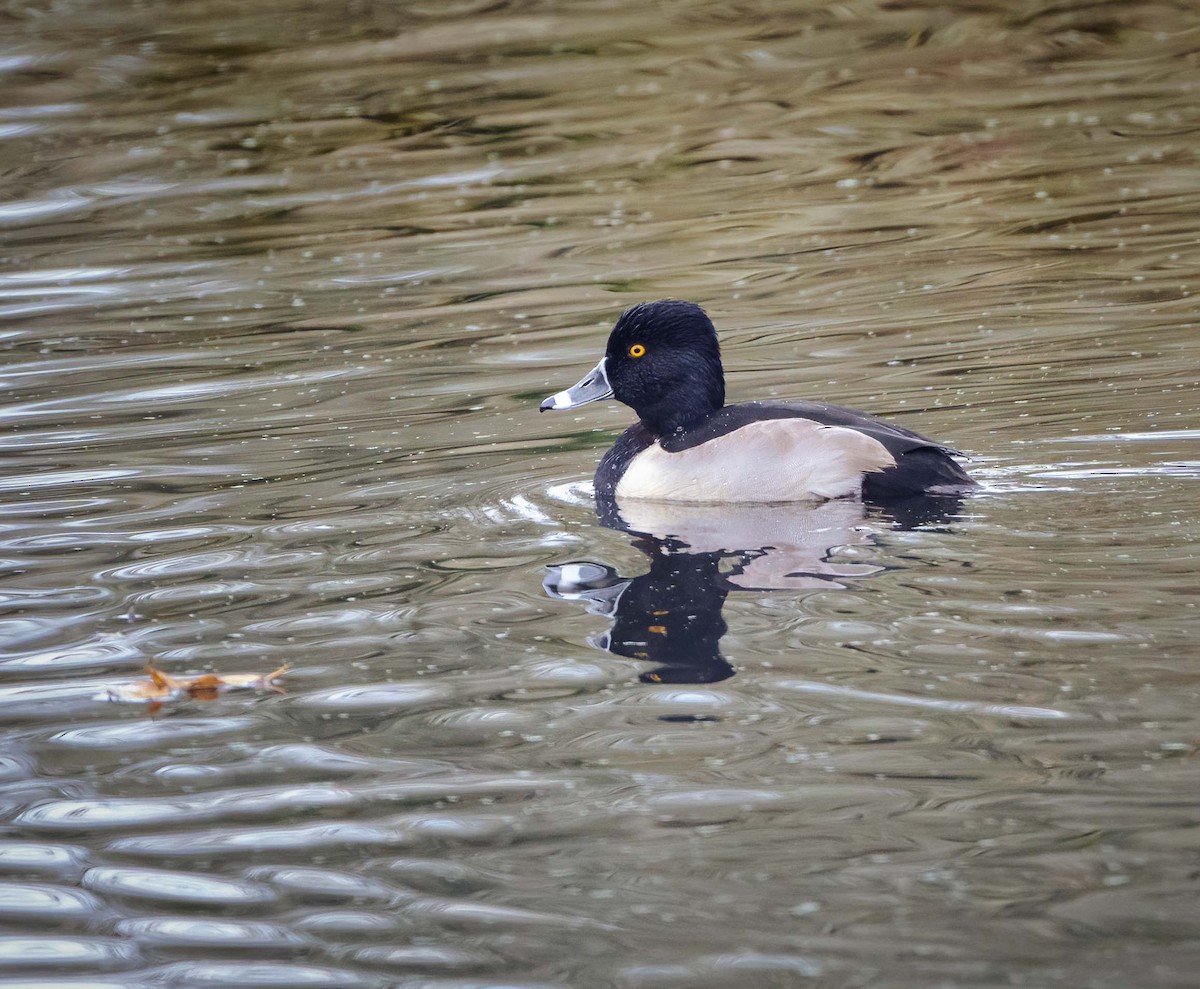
(107, 822, 409, 860)
(144, 961, 386, 988)
(348, 944, 497, 973)
(243, 866, 403, 905)
(82, 867, 278, 908)
(0, 935, 140, 973)
(0, 882, 109, 926)
(404, 897, 615, 932)
(288, 681, 454, 714)
(293, 910, 408, 938)
(0, 841, 92, 881)
(0, 639, 142, 677)
(114, 917, 311, 951)
(46, 717, 259, 751)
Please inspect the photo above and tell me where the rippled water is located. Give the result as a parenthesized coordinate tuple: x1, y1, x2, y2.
(2, 2, 1199, 987)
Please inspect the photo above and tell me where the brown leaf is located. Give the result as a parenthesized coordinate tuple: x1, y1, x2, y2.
(102, 662, 289, 706)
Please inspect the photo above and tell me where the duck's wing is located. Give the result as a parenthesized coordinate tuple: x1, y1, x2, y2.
(665, 401, 975, 499)
(756, 401, 962, 456)
(761, 401, 976, 497)
(662, 401, 960, 458)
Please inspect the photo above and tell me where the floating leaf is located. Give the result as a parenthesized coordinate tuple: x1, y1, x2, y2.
(101, 662, 288, 710)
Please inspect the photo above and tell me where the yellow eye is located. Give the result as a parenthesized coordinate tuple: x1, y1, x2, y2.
(629, 343, 646, 358)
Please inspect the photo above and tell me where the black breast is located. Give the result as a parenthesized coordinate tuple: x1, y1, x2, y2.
(595, 421, 655, 503)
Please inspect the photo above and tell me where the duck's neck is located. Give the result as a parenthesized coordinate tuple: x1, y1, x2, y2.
(636, 375, 725, 439)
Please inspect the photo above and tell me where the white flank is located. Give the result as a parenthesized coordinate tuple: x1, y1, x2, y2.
(614, 419, 895, 503)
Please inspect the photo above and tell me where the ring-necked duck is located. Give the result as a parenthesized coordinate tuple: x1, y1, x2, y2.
(540, 300, 975, 502)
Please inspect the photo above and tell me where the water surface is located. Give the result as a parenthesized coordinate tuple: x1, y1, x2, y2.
(2, 2, 1199, 987)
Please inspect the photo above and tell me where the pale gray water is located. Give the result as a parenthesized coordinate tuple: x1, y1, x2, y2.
(1, 2, 1199, 987)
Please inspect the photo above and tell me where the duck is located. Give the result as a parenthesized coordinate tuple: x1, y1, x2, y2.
(540, 299, 975, 503)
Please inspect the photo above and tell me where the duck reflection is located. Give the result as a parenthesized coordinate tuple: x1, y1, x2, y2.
(544, 493, 963, 684)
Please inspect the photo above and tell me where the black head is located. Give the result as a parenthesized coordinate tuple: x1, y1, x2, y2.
(604, 300, 725, 436)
